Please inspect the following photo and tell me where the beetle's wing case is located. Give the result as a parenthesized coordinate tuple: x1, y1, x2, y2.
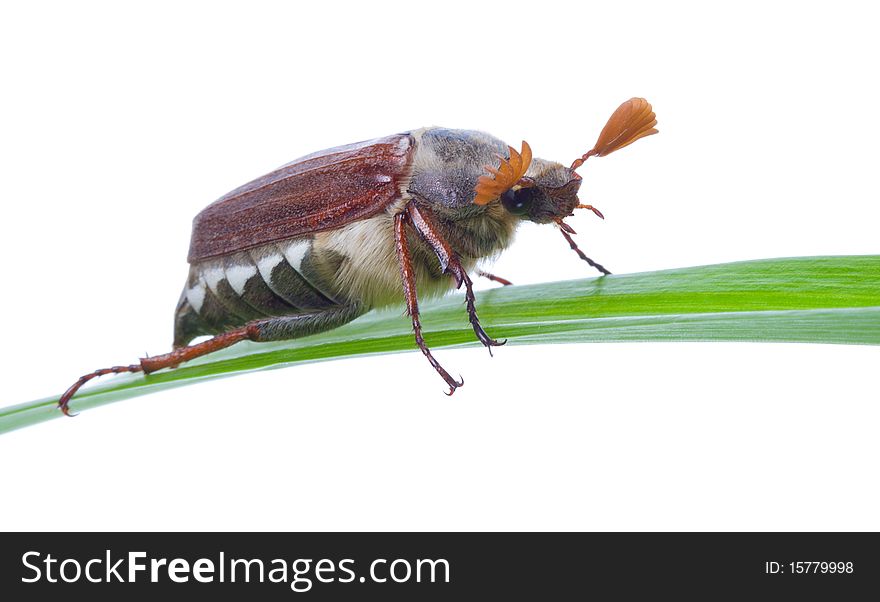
(188, 133, 415, 262)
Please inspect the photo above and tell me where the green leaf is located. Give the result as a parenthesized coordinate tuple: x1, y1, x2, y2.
(2, 255, 878, 434)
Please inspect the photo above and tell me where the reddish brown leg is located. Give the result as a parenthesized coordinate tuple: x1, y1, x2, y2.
(405, 203, 505, 354)
(139, 326, 259, 373)
(58, 325, 258, 416)
(455, 268, 506, 355)
(394, 211, 463, 395)
(476, 270, 513, 286)
(558, 224, 611, 276)
(58, 364, 143, 416)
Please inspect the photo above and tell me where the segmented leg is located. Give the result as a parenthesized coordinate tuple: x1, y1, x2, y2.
(405, 203, 504, 354)
(558, 225, 611, 275)
(394, 211, 463, 395)
(58, 306, 362, 416)
(58, 364, 144, 416)
(247, 304, 364, 342)
(455, 268, 506, 355)
(476, 270, 513, 286)
(58, 326, 257, 416)
(140, 326, 259, 374)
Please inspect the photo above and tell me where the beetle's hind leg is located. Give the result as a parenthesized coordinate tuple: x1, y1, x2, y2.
(57, 326, 257, 417)
(58, 305, 363, 416)
(59, 364, 145, 416)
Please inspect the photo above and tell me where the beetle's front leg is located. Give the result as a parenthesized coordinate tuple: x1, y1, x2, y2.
(394, 211, 463, 395)
(556, 220, 611, 276)
(404, 203, 505, 354)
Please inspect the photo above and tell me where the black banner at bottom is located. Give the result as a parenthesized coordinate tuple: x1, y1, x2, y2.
(1, 533, 877, 599)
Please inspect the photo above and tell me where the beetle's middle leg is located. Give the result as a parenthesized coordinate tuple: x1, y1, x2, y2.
(476, 269, 513, 286)
(404, 203, 505, 354)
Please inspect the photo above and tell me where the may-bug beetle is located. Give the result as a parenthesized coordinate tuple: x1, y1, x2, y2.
(59, 98, 657, 414)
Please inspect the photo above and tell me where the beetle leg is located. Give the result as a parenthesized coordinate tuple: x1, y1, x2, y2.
(454, 268, 507, 355)
(404, 203, 505, 354)
(58, 326, 259, 416)
(394, 211, 463, 395)
(476, 269, 513, 286)
(245, 304, 364, 342)
(58, 364, 144, 416)
(58, 305, 363, 416)
(557, 224, 612, 275)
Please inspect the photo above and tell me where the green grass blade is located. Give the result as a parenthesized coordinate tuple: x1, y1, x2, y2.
(2, 255, 878, 434)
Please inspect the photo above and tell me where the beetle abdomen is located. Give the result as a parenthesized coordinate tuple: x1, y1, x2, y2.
(174, 236, 342, 347)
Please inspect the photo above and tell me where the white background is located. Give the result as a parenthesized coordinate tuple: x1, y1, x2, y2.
(1, 1, 877, 531)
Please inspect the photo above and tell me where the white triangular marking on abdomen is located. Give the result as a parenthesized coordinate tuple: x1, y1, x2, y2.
(225, 264, 257, 295)
(256, 252, 284, 283)
(203, 265, 225, 293)
(283, 240, 310, 271)
(186, 282, 206, 313)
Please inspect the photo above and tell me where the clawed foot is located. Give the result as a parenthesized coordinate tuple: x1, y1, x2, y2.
(443, 375, 465, 396)
(474, 327, 507, 357)
(57, 364, 143, 417)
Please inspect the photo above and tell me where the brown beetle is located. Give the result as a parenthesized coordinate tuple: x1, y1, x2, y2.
(59, 98, 657, 414)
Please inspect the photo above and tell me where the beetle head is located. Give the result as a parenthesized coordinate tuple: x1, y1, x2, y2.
(473, 98, 657, 225)
(496, 163, 583, 224)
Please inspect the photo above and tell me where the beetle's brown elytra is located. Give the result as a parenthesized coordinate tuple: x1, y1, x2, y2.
(58, 98, 658, 415)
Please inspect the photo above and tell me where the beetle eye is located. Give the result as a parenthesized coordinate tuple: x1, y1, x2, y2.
(501, 188, 534, 216)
